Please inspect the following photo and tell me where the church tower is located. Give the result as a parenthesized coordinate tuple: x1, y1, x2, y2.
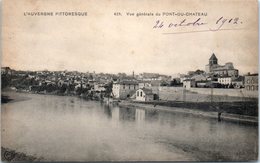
(209, 53, 218, 65)
(205, 53, 218, 73)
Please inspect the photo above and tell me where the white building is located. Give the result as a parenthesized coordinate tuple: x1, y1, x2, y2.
(183, 79, 196, 89)
(112, 81, 139, 99)
(218, 77, 232, 85)
(136, 88, 154, 102)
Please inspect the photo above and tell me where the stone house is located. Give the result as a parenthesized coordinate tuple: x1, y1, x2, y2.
(112, 80, 139, 99)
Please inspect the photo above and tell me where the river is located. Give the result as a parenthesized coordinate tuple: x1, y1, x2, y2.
(1, 92, 258, 161)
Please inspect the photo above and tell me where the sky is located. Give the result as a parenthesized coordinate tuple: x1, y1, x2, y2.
(2, 0, 258, 76)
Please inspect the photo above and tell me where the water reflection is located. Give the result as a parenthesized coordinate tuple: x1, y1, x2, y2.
(104, 106, 148, 123)
(112, 107, 119, 121)
(135, 109, 145, 123)
(103, 105, 112, 118)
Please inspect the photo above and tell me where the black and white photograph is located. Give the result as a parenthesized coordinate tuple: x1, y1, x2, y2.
(1, 0, 258, 161)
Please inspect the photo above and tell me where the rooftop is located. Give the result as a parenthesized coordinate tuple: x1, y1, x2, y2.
(209, 53, 218, 60)
(245, 73, 258, 76)
(114, 80, 139, 85)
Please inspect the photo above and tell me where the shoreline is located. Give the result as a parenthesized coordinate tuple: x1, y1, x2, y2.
(2, 90, 258, 125)
(1, 91, 32, 104)
(118, 101, 258, 125)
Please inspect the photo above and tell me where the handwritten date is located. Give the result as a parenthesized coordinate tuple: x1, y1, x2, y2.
(153, 16, 243, 32)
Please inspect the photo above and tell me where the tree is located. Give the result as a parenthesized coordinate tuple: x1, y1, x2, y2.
(1, 74, 11, 89)
(195, 69, 205, 75)
(160, 81, 169, 86)
(46, 84, 57, 92)
(104, 81, 113, 97)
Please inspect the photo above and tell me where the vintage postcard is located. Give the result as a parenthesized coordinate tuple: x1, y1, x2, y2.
(1, 0, 258, 161)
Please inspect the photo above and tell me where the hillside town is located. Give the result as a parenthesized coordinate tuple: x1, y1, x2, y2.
(1, 53, 258, 102)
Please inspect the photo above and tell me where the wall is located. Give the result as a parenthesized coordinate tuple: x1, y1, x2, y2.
(157, 86, 258, 102)
(146, 94, 154, 101)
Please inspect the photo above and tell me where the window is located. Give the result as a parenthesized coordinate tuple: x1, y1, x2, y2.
(123, 84, 125, 89)
(247, 79, 250, 84)
(137, 91, 139, 96)
(134, 85, 136, 89)
(129, 85, 131, 89)
(140, 91, 143, 97)
(251, 86, 254, 91)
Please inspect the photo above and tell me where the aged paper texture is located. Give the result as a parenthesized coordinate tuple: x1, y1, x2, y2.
(1, 0, 258, 161)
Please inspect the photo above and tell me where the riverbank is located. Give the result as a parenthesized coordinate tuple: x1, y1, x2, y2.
(131, 100, 258, 116)
(1, 92, 31, 104)
(1, 88, 101, 103)
(118, 101, 258, 125)
(1, 147, 41, 161)
(2, 90, 258, 125)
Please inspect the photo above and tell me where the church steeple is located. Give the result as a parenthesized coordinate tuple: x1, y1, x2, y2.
(209, 53, 218, 65)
